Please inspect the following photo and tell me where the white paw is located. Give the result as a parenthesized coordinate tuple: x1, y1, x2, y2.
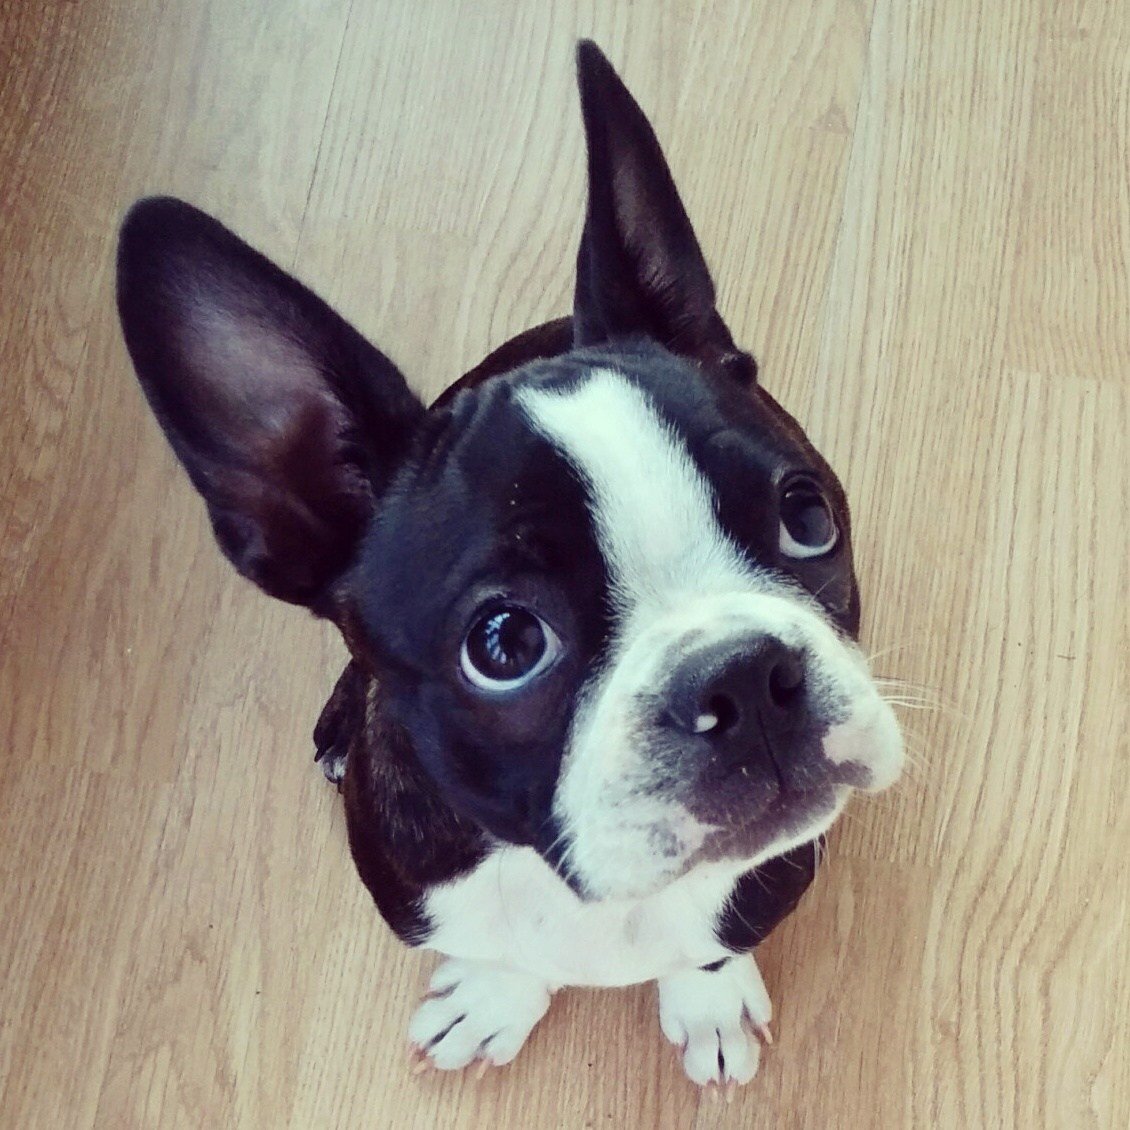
(408, 959, 552, 1072)
(658, 955, 773, 1087)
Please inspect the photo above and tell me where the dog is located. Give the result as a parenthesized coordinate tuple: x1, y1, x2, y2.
(116, 41, 903, 1090)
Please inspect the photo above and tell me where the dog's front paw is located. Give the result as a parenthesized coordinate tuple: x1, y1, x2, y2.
(658, 955, 772, 1089)
(313, 661, 365, 787)
(408, 958, 553, 1073)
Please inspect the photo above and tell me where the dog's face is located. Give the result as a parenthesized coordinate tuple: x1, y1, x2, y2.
(117, 43, 902, 902)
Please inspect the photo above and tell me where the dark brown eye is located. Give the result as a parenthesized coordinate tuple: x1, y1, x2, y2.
(461, 605, 560, 691)
(779, 480, 838, 559)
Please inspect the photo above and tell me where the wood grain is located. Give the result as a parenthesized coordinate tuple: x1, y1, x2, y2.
(1, 1, 1127, 1126)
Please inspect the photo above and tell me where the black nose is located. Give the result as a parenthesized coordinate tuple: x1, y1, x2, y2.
(668, 636, 808, 761)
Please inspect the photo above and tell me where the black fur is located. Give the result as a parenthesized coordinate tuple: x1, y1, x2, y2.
(355, 364, 612, 847)
(715, 840, 824, 952)
(115, 40, 852, 958)
(116, 197, 425, 609)
(573, 42, 755, 383)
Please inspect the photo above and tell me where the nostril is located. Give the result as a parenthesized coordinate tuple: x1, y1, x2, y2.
(671, 640, 807, 737)
(767, 656, 805, 710)
(697, 693, 740, 736)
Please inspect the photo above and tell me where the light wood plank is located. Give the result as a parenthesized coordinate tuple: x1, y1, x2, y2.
(1, 1, 1127, 1126)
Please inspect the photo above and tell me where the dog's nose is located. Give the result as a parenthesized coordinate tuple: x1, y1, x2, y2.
(668, 636, 808, 762)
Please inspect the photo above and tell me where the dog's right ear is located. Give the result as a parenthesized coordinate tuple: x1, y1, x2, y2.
(117, 197, 425, 611)
(573, 41, 756, 384)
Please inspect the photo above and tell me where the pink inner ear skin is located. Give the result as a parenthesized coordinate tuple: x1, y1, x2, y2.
(178, 297, 334, 447)
(175, 300, 374, 604)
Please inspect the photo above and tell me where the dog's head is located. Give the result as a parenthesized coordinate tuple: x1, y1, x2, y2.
(117, 43, 902, 901)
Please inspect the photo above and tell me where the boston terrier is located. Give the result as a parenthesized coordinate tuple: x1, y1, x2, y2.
(116, 41, 903, 1092)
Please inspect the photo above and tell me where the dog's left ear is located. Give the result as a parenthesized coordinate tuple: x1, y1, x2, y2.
(573, 41, 756, 384)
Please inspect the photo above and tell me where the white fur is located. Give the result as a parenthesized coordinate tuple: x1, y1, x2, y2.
(426, 845, 743, 986)
(658, 955, 772, 1085)
(418, 845, 795, 1077)
(824, 708, 904, 791)
(408, 958, 552, 1069)
(422, 839, 834, 988)
(518, 371, 903, 899)
(518, 370, 758, 621)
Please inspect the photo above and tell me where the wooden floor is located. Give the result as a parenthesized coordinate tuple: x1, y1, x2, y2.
(2, 2, 1128, 1126)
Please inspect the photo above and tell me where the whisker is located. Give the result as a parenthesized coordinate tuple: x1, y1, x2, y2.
(814, 835, 831, 883)
(873, 684, 939, 702)
(875, 683, 946, 704)
(881, 698, 936, 711)
(862, 640, 918, 666)
(872, 675, 937, 693)
(810, 576, 836, 603)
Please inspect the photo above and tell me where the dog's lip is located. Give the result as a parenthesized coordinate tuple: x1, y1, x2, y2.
(766, 784, 843, 822)
(701, 778, 847, 845)
(712, 748, 862, 807)
(549, 783, 847, 904)
(736, 783, 824, 826)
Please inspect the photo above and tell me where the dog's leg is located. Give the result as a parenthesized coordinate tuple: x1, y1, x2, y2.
(407, 958, 554, 1074)
(313, 660, 365, 786)
(657, 953, 773, 1093)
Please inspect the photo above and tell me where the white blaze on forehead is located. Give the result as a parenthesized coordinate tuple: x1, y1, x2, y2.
(516, 370, 754, 616)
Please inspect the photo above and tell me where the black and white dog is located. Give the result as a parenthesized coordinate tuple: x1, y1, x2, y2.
(116, 42, 902, 1090)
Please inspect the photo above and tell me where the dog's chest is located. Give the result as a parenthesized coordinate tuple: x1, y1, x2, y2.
(422, 846, 746, 987)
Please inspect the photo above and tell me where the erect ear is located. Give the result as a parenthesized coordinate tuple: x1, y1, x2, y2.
(117, 197, 426, 610)
(573, 41, 756, 384)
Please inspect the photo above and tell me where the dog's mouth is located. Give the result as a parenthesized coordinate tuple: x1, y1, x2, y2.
(543, 708, 902, 903)
(540, 775, 851, 904)
(689, 779, 850, 872)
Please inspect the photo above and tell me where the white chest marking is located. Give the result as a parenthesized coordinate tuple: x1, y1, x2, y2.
(422, 845, 754, 987)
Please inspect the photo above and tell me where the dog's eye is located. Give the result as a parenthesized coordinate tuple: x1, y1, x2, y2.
(461, 605, 560, 691)
(779, 479, 838, 559)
